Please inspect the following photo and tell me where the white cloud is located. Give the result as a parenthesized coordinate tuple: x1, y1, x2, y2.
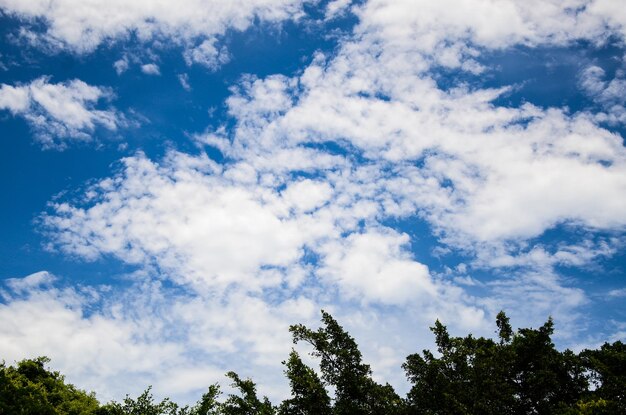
(580, 64, 626, 125)
(0, 83, 30, 113)
(319, 229, 435, 304)
(0, 272, 184, 402)
(140, 63, 161, 75)
(178, 73, 191, 91)
(216, 43, 626, 252)
(483, 269, 589, 343)
(113, 56, 129, 75)
(42, 145, 497, 317)
(582, 64, 626, 104)
(3, 0, 623, 58)
(183, 38, 230, 70)
(280, 179, 333, 213)
(478, 238, 619, 271)
(580, 65, 607, 96)
(0, 0, 311, 71)
(3, 271, 56, 294)
(0, 269, 493, 404)
(43, 152, 316, 292)
(3, 0, 626, 72)
(587, 0, 626, 39)
(325, 0, 352, 20)
(608, 287, 626, 298)
(353, 0, 626, 70)
(0, 77, 122, 148)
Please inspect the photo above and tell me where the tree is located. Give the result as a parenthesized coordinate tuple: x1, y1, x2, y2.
(579, 341, 626, 413)
(403, 321, 506, 414)
(97, 384, 224, 415)
(290, 310, 405, 414)
(496, 310, 513, 344)
(278, 350, 331, 415)
(403, 312, 587, 414)
(0, 357, 100, 415)
(220, 371, 275, 415)
(96, 387, 185, 415)
(509, 318, 587, 414)
(189, 384, 222, 415)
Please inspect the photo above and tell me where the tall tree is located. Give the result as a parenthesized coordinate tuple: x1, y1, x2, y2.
(509, 318, 587, 414)
(290, 310, 405, 414)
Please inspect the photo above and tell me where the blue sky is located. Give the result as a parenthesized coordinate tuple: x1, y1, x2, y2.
(1, 0, 626, 404)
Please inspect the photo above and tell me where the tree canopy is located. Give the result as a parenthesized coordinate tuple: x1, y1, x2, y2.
(1, 311, 624, 414)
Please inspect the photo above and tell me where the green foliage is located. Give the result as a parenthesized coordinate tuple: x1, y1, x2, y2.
(496, 310, 513, 344)
(190, 384, 222, 415)
(580, 340, 626, 412)
(221, 372, 275, 415)
(510, 319, 588, 414)
(557, 398, 615, 415)
(290, 310, 404, 414)
(95, 384, 224, 415)
(403, 313, 590, 415)
(2, 311, 624, 415)
(97, 387, 185, 415)
(0, 356, 99, 415)
(278, 350, 331, 415)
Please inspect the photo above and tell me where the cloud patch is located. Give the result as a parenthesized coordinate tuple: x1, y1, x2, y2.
(0, 77, 122, 148)
(0, 0, 311, 72)
(140, 63, 161, 75)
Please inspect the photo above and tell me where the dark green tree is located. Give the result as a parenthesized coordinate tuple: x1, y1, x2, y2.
(496, 310, 513, 344)
(97, 384, 222, 415)
(96, 387, 184, 415)
(290, 310, 405, 415)
(403, 321, 509, 414)
(404, 312, 588, 414)
(579, 341, 626, 413)
(510, 318, 587, 414)
(220, 372, 275, 415)
(189, 384, 222, 415)
(278, 350, 331, 415)
(0, 357, 100, 415)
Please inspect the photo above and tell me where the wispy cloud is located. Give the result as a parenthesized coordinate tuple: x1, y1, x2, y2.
(580, 62, 626, 125)
(0, 77, 123, 148)
(608, 287, 626, 298)
(178, 73, 191, 91)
